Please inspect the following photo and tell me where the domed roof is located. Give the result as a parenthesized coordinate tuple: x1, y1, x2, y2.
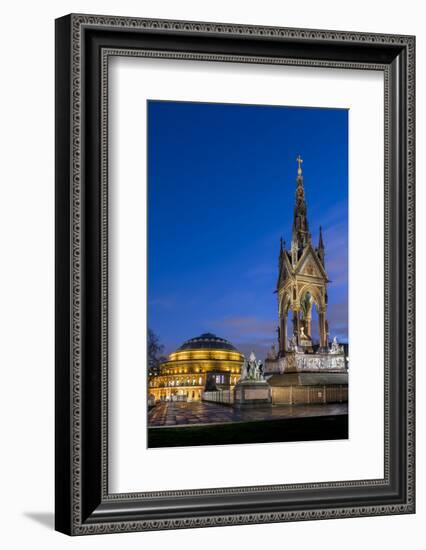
(177, 332, 238, 352)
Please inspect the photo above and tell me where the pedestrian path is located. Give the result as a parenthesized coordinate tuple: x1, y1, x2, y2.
(148, 401, 347, 427)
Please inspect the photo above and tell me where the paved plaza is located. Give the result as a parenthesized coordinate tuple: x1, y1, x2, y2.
(148, 401, 348, 427)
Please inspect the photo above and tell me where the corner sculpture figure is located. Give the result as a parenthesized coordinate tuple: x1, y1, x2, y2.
(240, 357, 249, 380)
(234, 351, 272, 407)
(241, 351, 265, 382)
(288, 334, 298, 352)
(330, 336, 343, 355)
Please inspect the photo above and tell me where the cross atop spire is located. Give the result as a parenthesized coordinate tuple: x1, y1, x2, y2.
(296, 154, 303, 176)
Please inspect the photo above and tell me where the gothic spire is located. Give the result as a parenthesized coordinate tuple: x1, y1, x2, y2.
(291, 155, 310, 256)
(277, 237, 286, 289)
(318, 226, 324, 249)
(278, 237, 286, 269)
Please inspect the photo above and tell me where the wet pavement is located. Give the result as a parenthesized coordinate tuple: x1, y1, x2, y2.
(148, 401, 348, 427)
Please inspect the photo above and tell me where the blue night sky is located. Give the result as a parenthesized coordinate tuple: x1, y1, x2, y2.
(148, 100, 348, 358)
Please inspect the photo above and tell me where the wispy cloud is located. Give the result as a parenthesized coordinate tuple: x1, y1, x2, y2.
(237, 341, 276, 360)
(311, 201, 348, 231)
(326, 254, 348, 287)
(210, 316, 277, 359)
(320, 223, 348, 288)
(212, 316, 276, 336)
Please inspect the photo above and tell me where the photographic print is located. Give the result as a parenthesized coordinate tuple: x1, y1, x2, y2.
(147, 100, 349, 449)
(55, 16, 415, 533)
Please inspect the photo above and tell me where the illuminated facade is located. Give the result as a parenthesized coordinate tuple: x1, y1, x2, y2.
(148, 333, 244, 402)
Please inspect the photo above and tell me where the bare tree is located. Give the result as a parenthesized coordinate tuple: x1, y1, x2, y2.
(148, 329, 165, 371)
